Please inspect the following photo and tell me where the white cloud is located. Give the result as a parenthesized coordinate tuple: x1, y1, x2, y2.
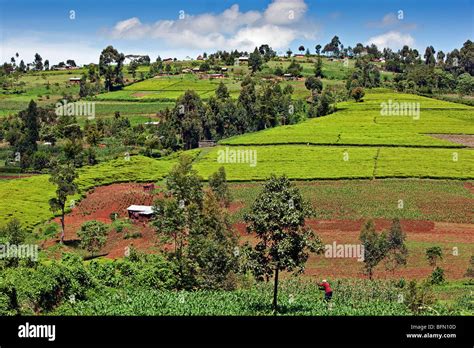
(108, 0, 312, 52)
(366, 31, 415, 49)
(263, 0, 307, 25)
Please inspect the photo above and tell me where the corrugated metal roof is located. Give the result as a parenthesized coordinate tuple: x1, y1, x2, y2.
(127, 205, 154, 215)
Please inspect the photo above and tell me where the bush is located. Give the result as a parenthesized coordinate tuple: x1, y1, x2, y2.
(351, 87, 365, 102)
(430, 266, 445, 285)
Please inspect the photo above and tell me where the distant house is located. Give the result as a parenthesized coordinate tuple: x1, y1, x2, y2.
(144, 121, 160, 126)
(294, 54, 305, 58)
(127, 205, 154, 220)
(182, 68, 193, 73)
(283, 73, 294, 80)
(209, 73, 224, 79)
(196, 55, 204, 60)
(221, 67, 228, 72)
(68, 77, 81, 84)
(238, 56, 249, 62)
(198, 140, 216, 148)
(192, 67, 200, 72)
(163, 58, 173, 62)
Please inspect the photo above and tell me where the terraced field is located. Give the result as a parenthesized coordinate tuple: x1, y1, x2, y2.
(1, 89, 473, 229)
(94, 75, 242, 101)
(222, 90, 474, 147)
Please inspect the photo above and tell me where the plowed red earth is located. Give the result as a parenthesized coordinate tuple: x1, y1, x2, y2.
(45, 183, 473, 279)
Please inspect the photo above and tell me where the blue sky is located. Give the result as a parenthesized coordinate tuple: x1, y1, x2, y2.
(0, 0, 472, 65)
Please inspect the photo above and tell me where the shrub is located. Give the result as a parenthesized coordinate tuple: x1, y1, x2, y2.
(430, 266, 445, 285)
(351, 87, 365, 102)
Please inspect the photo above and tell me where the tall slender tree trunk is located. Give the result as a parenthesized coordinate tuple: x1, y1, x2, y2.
(272, 266, 279, 314)
(60, 207, 65, 244)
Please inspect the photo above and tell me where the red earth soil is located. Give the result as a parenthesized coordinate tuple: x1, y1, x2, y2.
(45, 183, 474, 280)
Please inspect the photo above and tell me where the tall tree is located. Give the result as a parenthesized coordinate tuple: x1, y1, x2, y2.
(248, 47, 263, 73)
(48, 164, 78, 243)
(384, 218, 408, 273)
(99, 45, 125, 91)
(315, 44, 322, 56)
(244, 175, 323, 312)
(359, 220, 388, 279)
(209, 166, 232, 207)
(33, 53, 43, 70)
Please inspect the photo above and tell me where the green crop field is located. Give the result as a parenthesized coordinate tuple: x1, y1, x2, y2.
(229, 179, 473, 223)
(0, 155, 178, 229)
(94, 74, 242, 101)
(50, 279, 469, 316)
(221, 89, 474, 147)
(1, 89, 473, 229)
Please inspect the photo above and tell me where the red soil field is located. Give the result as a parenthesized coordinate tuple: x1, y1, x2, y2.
(46, 183, 473, 280)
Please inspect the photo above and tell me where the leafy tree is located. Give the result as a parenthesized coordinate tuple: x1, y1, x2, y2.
(426, 246, 443, 267)
(44, 60, 49, 70)
(66, 59, 76, 67)
(166, 155, 203, 208)
(314, 55, 324, 77)
(456, 73, 474, 96)
(208, 166, 231, 207)
(188, 191, 239, 289)
(384, 218, 408, 273)
(305, 76, 323, 96)
(98, 45, 125, 91)
(459, 39, 474, 75)
(17, 100, 40, 155)
(33, 53, 43, 70)
(215, 82, 230, 100)
(298, 45, 305, 53)
(286, 49, 293, 58)
(351, 87, 365, 102)
(0, 218, 26, 245)
(359, 220, 388, 279)
(153, 197, 188, 287)
(424, 46, 436, 66)
(436, 51, 445, 66)
(244, 175, 324, 312)
(48, 164, 78, 243)
(128, 60, 138, 79)
(77, 220, 108, 256)
(315, 44, 322, 56)
(286, 60, 303, 77)
(248, 47, 263, 73)
(430, 267, 445, 285)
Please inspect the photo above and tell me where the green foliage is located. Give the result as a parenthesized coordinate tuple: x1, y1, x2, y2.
(77, 220, 108, 256)
(244, 175, 324, 310)
(430, 267, 445, 285)
(351, 87, 365, 102)
(359, 220, 388, 279)
(208, 166, 232, 207)
(426, 246, 443, 267)
(405, 280, 436, 314)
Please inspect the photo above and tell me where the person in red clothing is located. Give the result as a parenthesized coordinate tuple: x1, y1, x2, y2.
(318, 279, 332, 301)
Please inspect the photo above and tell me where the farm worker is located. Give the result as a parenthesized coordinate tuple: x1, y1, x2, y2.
(318, 279, 332, 301)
